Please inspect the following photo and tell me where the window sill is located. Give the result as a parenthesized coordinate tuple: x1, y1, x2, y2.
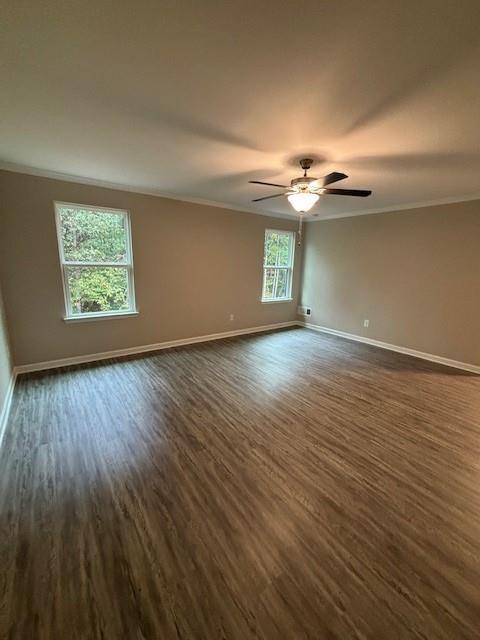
(261, 298, 294, 304)
(64, 310, 139, 323)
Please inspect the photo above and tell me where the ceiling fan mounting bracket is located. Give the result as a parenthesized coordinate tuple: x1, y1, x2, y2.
(299, 158, 314, 172)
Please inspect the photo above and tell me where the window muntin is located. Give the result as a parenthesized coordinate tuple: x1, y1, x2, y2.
(55, 203, 136, 318)
(262, 229, 294, 301)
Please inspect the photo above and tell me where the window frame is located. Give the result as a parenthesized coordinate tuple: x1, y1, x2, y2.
(261, 228, 295, 303)
(54, 201, 137, 321)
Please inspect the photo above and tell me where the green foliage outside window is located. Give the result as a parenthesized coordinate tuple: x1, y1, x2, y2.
(66, 267, 129, 314)
(58, 207, 132, 315)
(60, 208, 127, 262)
(262, 230, 293, 300)
(264, 231, 291, 267)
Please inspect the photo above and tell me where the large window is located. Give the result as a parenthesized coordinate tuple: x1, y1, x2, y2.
(55, 202, 136, 319)
(262, 229, 295, 302)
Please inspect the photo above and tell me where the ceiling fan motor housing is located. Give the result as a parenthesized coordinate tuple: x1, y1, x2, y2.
(290, 176, 317, 190)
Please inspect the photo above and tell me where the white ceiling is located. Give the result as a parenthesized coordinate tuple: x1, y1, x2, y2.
(1, 0, 480, 220)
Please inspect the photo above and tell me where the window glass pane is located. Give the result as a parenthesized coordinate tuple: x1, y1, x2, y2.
(66, 266, 129, 315)
(262, 268, 276, 299)
(263, 268, 289, 300)
(264, 231, 279, 266)
(59, 207, 128, 263)
(275, 233, 291, 267)
(264, 230, 292, 267)
(274, 268, 288, 298)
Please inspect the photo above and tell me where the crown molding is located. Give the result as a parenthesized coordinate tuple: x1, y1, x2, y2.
(0, 161, 295, 220)
(2, 160, 480, 223)
(307, 192, 480, 222)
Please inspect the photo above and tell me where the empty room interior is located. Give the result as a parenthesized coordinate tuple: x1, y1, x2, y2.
(1, 1, 480, 638)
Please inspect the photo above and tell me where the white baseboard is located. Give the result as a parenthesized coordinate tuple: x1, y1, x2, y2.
(0, 371, 17, 447)
(299, 322, 480, 374)
(12, 318, 479, 379)
(14, 321, 299, 375)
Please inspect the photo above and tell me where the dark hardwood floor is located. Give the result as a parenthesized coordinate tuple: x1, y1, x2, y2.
(1, 327, 480, 639)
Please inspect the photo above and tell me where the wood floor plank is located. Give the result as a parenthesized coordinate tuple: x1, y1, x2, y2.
(1, 327, 480, 639)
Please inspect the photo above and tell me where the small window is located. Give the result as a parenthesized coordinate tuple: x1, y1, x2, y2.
(55, 203, 136, 319)
(262, 229, 295, 302)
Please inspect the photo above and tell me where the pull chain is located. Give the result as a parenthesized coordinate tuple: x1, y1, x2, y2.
(297, 214, 303, 246)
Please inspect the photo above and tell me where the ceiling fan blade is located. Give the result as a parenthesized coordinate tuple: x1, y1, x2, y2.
(323, 188, 372, 197)
(310, 171, 348, 190)
(322, 171, 348, 186)
(249, 180, 288, 188)
(252, 193, 285, 202)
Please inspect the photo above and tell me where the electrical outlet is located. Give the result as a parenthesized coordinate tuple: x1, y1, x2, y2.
(229, 313, 234, 321)
(297, 306, 312, 317)
(363, 319, 369, 328)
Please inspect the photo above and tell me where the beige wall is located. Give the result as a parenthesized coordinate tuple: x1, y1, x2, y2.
(0, 280, 13, 416)
(0, 170, 301, 366)
(301, 200, 480, 366)
(3, 168, 477, 370)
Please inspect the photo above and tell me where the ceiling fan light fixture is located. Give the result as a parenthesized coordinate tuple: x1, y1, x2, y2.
(287, 192, 319, 213)
(250, 159, 371, 211)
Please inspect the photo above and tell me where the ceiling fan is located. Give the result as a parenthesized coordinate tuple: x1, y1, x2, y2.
(249, 158, 372, 217)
